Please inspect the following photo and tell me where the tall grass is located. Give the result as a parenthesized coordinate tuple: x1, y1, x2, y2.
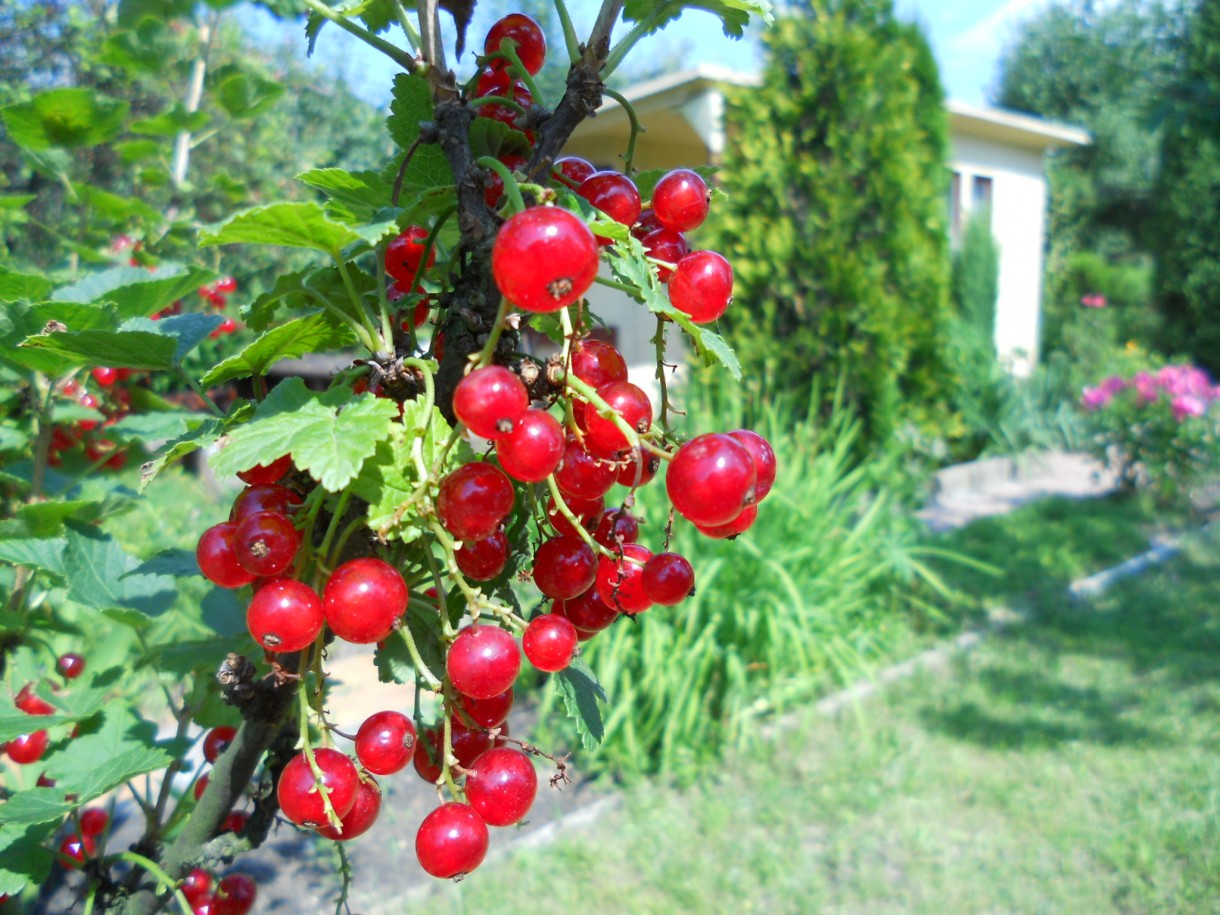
(537, 375, 962, 779)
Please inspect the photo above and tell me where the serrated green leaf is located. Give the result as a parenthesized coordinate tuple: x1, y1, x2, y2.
(42, 707, 175, 802)
(128, 548, 200, 579)
(100, 17, 175, 73)
(385, 73, 454, 195)
(51, 263, 216, 320)
(0, 268, 54, 303)
(0, 788, 76, 828)
(199, 202, 363, 255)
(0, 538, 68, 578)
(61, 524, 177, 617)
(0, 820, 56, 898)
(622, 0, 772, 39)
(0, 194, 36, 210)
(210, 378, 399, 492)
(106, 410, 204, 445)
(130, 103, 211, 137)
(467, 117, 533, 162)
(71, 182, 164, 223)
(116, 0, 195, 27)
(1, 88, 129, 150)
(349, 400, 464, 540)
(297, 168, 392, 224)
(215, 69, 286, 120)
(15, 312, 222, 375)
(200, 310, 356, 386)
(555, 658, 607, 750)
(242, 265, 368, 331)
(0, 501, 105, 539)
(114, 138, 163, 163)
(0, 708, 67, 745)
(139, 415, 228, 491)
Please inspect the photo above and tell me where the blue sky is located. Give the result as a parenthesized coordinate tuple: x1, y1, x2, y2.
(255, 0, 1059, 107)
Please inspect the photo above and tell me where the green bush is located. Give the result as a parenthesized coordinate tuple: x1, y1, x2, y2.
(706, 1, 953, 446)
(537, 375, 961, 779)
(952, 212, 999, 343)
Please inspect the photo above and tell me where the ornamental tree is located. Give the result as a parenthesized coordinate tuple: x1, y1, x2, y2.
(0, 0, 776, 911)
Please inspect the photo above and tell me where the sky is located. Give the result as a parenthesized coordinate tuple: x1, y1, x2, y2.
(247, 0, 1064, 108)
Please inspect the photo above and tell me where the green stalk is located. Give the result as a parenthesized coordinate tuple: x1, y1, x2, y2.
(553, 0, 582, 64)
(603, 88, 643, 174)
(115, 853, 194, 915)
(299, 0, 418, 71)
(475, 157, 527, 216)
(335, 257, 386, 353)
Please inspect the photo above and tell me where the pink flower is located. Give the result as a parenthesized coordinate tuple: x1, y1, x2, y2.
(1081, 294, 1107, 309)
(1171, 395, 1206, 422)
(1133, 371, 1160, 404)
(1081, 385, 1113, 411)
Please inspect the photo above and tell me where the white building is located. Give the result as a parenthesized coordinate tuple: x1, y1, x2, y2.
(562, 65, 1090, 375)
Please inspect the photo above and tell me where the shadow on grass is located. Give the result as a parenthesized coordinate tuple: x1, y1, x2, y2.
(921, 532, 1220, 752)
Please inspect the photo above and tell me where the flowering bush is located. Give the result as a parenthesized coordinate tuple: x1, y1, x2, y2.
(1080, 364, 1220, 503)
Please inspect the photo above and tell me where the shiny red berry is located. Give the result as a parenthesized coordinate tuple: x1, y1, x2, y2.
(496, 409, 565, 482)
(596, 543, 654, 615)
(181, 868, 213, 904)
(415, 802, 489, 878)
(546, 493, 603, 538)
(230, 484, 301, 522)
(78, 808, 109, 837)
(668, 251, 733, 323)
(197, 522, 256, 589)
(453, 366, 530, 439)
(582, 382, 652, 456)
(697, 504, 758, 539)
(640, 227, 690, 282)
(15, 683, 54, 716)
(459, 688, 514, 729)
(532, 536, 597, 600)
(316, 776, 381, 841)
(355, 711, 417, 775)
(616, 446, 662, 488)
(203, 726, 237, 763)
(246, 579, 324, 653)
(593, 509, 639, 548)
(651, 168, 710, 233)
(554, 587, 619, 634)
(579, 171, 642, 230)
(522, 615, 578, 672)
(665, 433, 756, 527)
(57, 652, 86, 680)
(277, 748, 359, 829)
(642, 552, 695, 605)
(236, 455, 292, 485)
(465, 747, 538, 826)
(323, 558, 409, 644)
(436, 462, 516, 542)
(385, 225, 435, 285)
(492, 208, 599, 313)
(553, 156, 596, 189)
(554, 436, 616, 501)
(484, 13, 547, 74)
(455, 530, 510, 582)
(729, 429, 777, 502)
(447, 625, 520, 700)
(234, 510, 300, 578)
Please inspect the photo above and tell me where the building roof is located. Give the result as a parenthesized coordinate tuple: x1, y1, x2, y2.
(584, 65, 1090, 153)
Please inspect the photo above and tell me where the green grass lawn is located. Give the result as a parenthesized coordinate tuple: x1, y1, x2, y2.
(419, 526, 1220, 913)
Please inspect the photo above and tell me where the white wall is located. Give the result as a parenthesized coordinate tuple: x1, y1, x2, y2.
(949, 134, 1050, 375)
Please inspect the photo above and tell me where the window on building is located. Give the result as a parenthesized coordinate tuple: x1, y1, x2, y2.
(949, 170, 962, 245)
(972, 176, 993, 223)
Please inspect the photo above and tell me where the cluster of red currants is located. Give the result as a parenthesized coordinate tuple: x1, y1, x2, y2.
(198, 277, 241, 338)
(179, 866, 257, 915)
(46, 371, 137, 470)
(2, 653, 84, 768)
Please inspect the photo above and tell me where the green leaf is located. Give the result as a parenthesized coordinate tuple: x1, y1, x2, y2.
(386, 73, 454, 193)
(554, 657, 607, 750)
(51, 263, 216, 320)
(0, 788, 76, 827)
(297, 168, 392, 224)
(467, 117, 532, 162)
(350, 400, 464, 540)
(100, 18, 175, 74)
(0, 538, 67, 579)
(0, 820, 56, 898)
(1, 88, 129, 150)
(0, 502, 105, 539)
(42, 707, 175, 803)
(15, 313, 222, 374)
(0, 268, 54, 303)
(130, 103, 211, 137)
(0, 194, 36, 210)
(242, 266, 357, 331)
(116, 0, 195, 27)
(129, 548, 200, 578)
(200, 310, 357, 386)
(106, 410, 205, 445)
(622, 0, 773, 39)
(71, 182, 164, 223)
(210, 378, 399, 492)
(214, 68, 286, 120)
(605, 236, 742, 378)
(199, 201, 364, 255)
(139, 415, 228, 491)
(61, 524, 177, 618)
(114, 138, 163, 163)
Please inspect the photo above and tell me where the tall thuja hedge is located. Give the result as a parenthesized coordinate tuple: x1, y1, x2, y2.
(1155, 0, 1220, 374)
(952, 212, 999, 344)
(707, 2, 953, 443)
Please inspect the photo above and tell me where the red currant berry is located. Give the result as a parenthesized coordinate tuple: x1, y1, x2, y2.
(212, 873, 257, 915)
(413, 726, 443, 783)
(578, 171, 642, 230)
(554, 587, 619, 633)
(234, 511, 300, 578)
(455, 530, 509, 582)
(58, 833, 95, 869)
(355, 711, 417, 775)
(596, 543, 654, 615)
(492, 207, 599, 313)
(496, 408, 565, 482)
(485, 13, 546, 74)
(459, 688, 514, 729)
(729, 430, 777, 502)
(203, 726, 237, 763)
(447, 625, 520, 700)
(466, 747, 538, 826)
(593, 509, 639, 548)
(451, 720, 493, 767)
(453, 366, 529, 439)
(181, 868, 214, 904)
(668, 251, 733, 323)
(582, 382, 652, 456)
(91, 366, 119, 386)
(236, 455, 293, 486)
(316, 776, 381, 841)
(532, 536, 597, 600)
(6, 730, 48, 764)
(666, 433, 756, 527)
(616, 446, 662, 488)
(696, 504, 758, 539)
(554, 436, 616, 501)
(222, 811, 249, 834)
(436, 462, 516, 542)
(640, 227, 690, 282)
(523, 615, 578, 672)
(553, 156, 596, 189)
(323, 558, 409, 644)
(78, 808, 109, 837)
(230, 484, 301, 522)
(246, 579, 324, 653)
(546, 493, 603, 538)
(385, 225, 435, 285)
(651, 168, 710, 233)
(57, 652, 86, 680)
(194, 772, 210, 801)
(196, 522, 257, 589)
(15, 683, 55, 716)
(571, 340, 628, 389)
(642, 552, 695, 605)
(415, 802, 489, 878)
(633, 207, 665, 236)
(215, 276, 238, 294)
(277, 748, 359, 829)
(483, 152, 528, 208)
